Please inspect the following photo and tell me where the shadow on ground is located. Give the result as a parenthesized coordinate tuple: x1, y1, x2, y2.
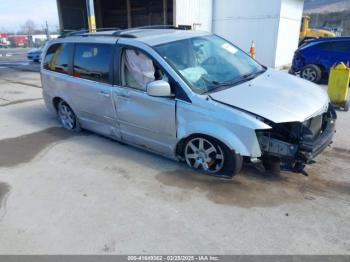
(154, 161, 350, 208)
(1, 117, 349, 209)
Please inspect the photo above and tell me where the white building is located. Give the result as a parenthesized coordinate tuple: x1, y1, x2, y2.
(32, 34, 59, 42)
(175, 0, 304, 68)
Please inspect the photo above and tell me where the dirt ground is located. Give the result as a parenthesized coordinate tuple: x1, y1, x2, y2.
(0, 65, 349, 254)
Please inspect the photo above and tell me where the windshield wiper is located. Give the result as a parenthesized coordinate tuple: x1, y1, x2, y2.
(201, 78, 245, 94)
(202, 69, 266, 94)
(241, 69, 266, 80)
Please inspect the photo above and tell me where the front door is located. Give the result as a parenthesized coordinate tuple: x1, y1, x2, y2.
(113, 47, 176, 156)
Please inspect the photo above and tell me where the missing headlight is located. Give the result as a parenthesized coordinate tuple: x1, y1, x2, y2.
(257, 132, 299, 159)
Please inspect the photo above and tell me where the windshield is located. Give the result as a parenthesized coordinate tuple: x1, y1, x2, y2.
(154, 35, 265, 94)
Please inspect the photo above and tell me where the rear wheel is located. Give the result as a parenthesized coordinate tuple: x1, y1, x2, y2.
(344, 100, 350, 112)
(57, 100, 80, 131)
(301, 64, 322, 83)
(184, 136, 242, 178)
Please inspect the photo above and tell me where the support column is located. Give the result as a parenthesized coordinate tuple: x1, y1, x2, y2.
(94, 0, 103, 29)
(163, 0, 168, 25)
(127, 0, 132, 28)
(86, 0, 96, 32)
(56, 0, 64, 32)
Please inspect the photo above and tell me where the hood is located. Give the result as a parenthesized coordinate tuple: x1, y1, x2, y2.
(209, 69, 329, 123)
(28, 48, 42, 54)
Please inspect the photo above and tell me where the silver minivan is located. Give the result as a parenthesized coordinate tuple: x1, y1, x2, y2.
(41, 28, 336, 178)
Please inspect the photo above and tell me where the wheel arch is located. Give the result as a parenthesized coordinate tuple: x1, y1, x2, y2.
(308, 63, 326, 75)
(176, 124, 258, 157)
(52, 96, 62, 112)
(316, 63, 326, 73)
(52, 97, 78, 115)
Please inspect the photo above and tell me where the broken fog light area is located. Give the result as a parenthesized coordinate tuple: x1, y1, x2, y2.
(257, 132, 299, 159)
(256, 104, 336, 165)
(301, 114, 323, 141)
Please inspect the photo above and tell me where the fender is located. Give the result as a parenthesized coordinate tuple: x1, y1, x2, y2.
(177, 121, 262, 157)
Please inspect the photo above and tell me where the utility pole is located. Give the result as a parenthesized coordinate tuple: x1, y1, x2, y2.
(45, 21, 50, 40)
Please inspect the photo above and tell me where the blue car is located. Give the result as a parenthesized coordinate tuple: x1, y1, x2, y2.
(27, 47, 43, 62)
(290, 37, 350, 83)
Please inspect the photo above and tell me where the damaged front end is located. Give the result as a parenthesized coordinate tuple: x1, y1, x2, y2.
(256, 104, 337, 172)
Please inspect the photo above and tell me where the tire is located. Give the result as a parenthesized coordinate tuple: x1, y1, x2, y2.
(183, 136, 243, 178)
(301, 64, 322, 83)
(344, 100, 350, 112)
(57, 100, 81, 131)
(262, 157, 281, 175)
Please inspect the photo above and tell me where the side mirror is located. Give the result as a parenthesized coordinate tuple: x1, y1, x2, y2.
(147, 80, 172, 97)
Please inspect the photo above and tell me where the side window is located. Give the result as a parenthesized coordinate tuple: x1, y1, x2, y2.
(122, 48, 169, 91)
(44, 43, 73, 74)
(73, 43, 113, 84)
(317, 41, 350, 53)
(331, 41, 350, 53)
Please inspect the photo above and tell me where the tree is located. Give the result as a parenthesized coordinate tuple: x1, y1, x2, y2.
(0, 27, 8, 33)
(21, 19, 37, 36)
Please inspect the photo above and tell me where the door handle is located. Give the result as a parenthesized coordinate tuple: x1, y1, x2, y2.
(99, 91, 110, 97)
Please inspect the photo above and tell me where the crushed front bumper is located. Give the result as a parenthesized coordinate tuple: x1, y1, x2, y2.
(256, 104, 337, 171)
(298, 116, 335, 163)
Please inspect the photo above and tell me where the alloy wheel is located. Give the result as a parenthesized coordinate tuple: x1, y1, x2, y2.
(302, 67, 317, 82)
(58, 102, 76, 130)
(184, 137, 224, 173)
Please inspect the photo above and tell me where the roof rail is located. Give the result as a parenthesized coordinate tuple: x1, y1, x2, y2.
(111, 25, 188, 37)
(130, 25, 184, 30)
(59, 28, 121, 38)
(59, 29, 88, 38)
(58, 25, 188, 39)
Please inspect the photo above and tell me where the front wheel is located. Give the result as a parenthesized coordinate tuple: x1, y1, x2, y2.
(183, 136, 243, 178)
(262, 157, 281, 175)
(301, 64, 322, 83)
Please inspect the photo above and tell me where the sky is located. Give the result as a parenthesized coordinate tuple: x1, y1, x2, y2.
(0, 0, 59, 32)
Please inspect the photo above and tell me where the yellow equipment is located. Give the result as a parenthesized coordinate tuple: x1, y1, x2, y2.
(327, 63, 350, 111)
(300, 16, 335, 41)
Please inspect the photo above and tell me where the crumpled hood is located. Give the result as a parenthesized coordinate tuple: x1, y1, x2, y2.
(209, 69, 329, 123)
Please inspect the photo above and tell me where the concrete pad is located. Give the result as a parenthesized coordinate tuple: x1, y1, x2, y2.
(0, 82, 42, 106)
(0, 129, 349, 254)
(0, 68, 41, 88)
(0, 100, 58, 140)
(0, 68, 349, 255)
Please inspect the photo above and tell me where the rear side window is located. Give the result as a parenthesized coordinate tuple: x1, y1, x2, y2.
(73, 43, 113, 84)
(44, 43, 73, 74)
(332, 41, 350, 53)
